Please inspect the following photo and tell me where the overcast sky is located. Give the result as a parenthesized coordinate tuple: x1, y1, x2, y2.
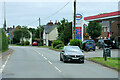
(0, 0, 119, 28)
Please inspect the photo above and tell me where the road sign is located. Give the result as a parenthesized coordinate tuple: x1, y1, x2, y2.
(76, 14, 83, 20)
(73, 13, 84, 41)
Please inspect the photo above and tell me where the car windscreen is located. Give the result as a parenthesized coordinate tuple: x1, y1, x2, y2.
(65, 47, 81, 52)
(87, 41, 94, 45)
(104, 40, 112, 44)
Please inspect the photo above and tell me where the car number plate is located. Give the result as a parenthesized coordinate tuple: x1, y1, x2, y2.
(89, 46, 92, 48)
(72, 58, 79, 59)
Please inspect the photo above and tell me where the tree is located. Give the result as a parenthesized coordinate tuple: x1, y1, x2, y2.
(86, 21, 102, 39)
(57, 18, 72, 45)
(0, 28, 8, 52)
(34, 26, 44, 39)
(13, 25, 30, 43)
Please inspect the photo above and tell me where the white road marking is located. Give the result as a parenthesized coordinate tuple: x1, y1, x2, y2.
(54, 66, 62, 73)
(33, 49, 62, 73)
(0, 54, 11, 73)
(48, 60, 52, 64)
(44, 57, 47, 60)
(33, 50, 41, 55)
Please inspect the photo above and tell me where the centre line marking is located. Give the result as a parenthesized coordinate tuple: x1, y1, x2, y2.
(48, 60, 52, 64)
(54, 66, 62, 73)
(44, 57, 47, 60)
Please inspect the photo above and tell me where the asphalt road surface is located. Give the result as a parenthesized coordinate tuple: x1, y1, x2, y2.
(2, 46, 118, 78)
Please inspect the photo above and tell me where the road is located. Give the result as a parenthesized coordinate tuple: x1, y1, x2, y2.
(2, 46, 118, 78)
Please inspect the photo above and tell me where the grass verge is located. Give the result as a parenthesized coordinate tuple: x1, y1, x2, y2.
(88, 57, 120, 71)
(49, 46, 61, 52)
(2, 48, 9, 53)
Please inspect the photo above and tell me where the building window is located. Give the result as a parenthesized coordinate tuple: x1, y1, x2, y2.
(107, 27, 110, 32)
(104, 27, 106, 32)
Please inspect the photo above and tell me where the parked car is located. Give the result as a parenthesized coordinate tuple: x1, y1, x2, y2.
(97, 39, 104, 49)
(97, 39, 115, 49)
(32, 41, 38, 46)
(60, 46, 84, 63)
(82, 40, 96, 51)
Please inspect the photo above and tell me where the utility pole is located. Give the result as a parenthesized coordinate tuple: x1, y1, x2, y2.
(3, 1, 6, 31)
(74, 0, 76, 40)
(39, 18, 41, 46)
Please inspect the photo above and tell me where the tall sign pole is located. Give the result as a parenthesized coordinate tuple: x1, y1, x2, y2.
(74, 0, 76, 40)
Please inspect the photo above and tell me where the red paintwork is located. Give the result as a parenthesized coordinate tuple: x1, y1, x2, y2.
(32, 42, 38, 46)
(84, 11, 120, 20)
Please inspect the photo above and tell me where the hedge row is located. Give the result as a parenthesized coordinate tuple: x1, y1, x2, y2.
(0, 29, 8, 52)
(52, 40, 64, 49)
(16, 40, 30, 46)
(69, 39, 82, 49)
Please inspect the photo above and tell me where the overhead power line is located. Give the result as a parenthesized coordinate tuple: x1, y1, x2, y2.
(26, 0, 71, 26)
(25, 19, 38, 26)
(42, 0, 71, 20)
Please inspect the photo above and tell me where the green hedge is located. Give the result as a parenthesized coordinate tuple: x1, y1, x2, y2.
(70, 39, 82, 49)
(24, 40, 30, 45)
(52, 40, 63, 48)
(0, 29, 8, 52)
(54, 44, 64, 49)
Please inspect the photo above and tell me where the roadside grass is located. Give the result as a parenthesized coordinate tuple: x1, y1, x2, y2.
(49, 46, 61, 52)
(88, 57, 120, 70)
(9, 44, 32, 46)
(39, 46, 50, 48)
(1, 48, 9, 53)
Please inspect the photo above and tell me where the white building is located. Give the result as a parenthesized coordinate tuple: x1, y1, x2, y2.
(43, 25, 58, 46)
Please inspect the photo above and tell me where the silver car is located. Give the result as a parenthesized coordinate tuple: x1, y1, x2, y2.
(60, 46, 84, 63)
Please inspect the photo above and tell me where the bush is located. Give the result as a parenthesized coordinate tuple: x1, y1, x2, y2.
(21, 40, 24, 46)
(54, 44, 64, 49)
(24, 40, 30, 45)
(70, 39, 82, 49)
(0, 29, 8, 52)
(52, 40, 63, 48)
(16, 43, 21, 45)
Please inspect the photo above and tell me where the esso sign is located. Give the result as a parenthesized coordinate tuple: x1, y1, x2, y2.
(76, 14, 83, 20)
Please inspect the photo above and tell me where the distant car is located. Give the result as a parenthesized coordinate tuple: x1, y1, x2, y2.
(97, 39, 115, 49)
(97, 39, 104, 49)
(60, 46, 84, 63)
(32, 41, 38, 46)
(82, 40, 96, 51)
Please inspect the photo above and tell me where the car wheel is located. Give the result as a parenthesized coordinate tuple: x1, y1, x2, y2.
(81, 61, 84, 63)
(63, 58, 67, 63)
(93, 49, 95, 51)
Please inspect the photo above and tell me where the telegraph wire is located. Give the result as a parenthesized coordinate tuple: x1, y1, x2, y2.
(41, 0, 71, 20)
(26, 0, 71, 26)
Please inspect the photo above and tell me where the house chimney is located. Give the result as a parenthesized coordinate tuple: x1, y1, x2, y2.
(13, 25, 15, 29)
(55, 20, 57, 25)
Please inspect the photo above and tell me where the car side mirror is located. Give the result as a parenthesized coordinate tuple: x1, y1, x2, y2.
(82, 50, 84, 52)
(61, 50, 64, 53)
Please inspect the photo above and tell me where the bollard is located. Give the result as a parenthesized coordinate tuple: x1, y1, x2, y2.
(105, 52, 107, 61)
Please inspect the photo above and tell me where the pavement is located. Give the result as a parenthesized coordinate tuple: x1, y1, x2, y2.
(84, 48, 119, 58)
(1, 46, 119, 78)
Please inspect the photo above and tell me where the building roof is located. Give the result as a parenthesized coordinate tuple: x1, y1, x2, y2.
(43, 25, 57, 34)
(84, 11, 120, 21)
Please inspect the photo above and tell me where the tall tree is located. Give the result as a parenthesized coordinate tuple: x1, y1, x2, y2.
(57, 18, 72, 45)
(86, 21, 102, 39)
(13, 25, 30, 43)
